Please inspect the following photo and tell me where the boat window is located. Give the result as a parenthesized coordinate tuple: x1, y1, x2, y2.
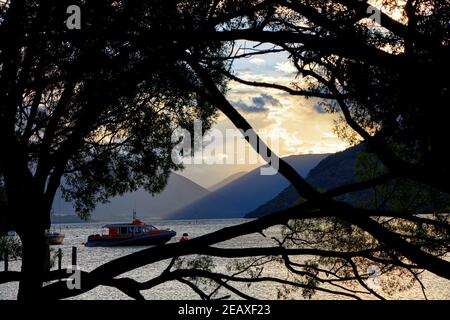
(120, 227, 127, 234)
(128, 227, 134, 234)
(134, 227, 141, 233)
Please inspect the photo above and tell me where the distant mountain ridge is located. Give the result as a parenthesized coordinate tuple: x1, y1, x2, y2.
(246, 143, 450, 218)
(168, 154, 329, 220)
(51, 214, 93, 224)
(52, 172, 210, 221)
(246, 145, 363, 218)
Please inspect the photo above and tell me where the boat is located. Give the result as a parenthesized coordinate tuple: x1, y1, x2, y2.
(46, 231, 65, 245)
(46, 210, 65, 245)
(85, 214, 176, 247)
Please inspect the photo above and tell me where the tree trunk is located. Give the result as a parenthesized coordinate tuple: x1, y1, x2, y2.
(3, 166, 55, 300)
(17, 226, 50, 300)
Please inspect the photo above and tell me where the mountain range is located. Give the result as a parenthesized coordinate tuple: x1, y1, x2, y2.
(52, 173, 209, 221)
(46, 144, 450, 222)
(246, 144, 363, 218)
(246, 143, 450, 218)
(168, 154, 328, 220)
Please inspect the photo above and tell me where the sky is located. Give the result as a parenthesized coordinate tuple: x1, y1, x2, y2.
(179, 43, 349, 188)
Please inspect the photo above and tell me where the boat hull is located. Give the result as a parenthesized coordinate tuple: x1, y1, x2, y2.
(85, 230, 176, 247)
(46, 234, 65, 245)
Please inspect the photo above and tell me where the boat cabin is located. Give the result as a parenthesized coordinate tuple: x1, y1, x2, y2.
(103, 219, 157, 236)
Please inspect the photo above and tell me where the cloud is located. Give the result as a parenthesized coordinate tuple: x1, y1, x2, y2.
(225, 53, 349, 156)
(232, 100, 267, 113)
(313, 103, 327, 114)
(234, 68, 253, 73)
(275, 61, 297, 74)
(263, 95, 348, 155)
(253, 94, 281, 108)
(248, 58, 265, 65)
(231, 94, 282, 113)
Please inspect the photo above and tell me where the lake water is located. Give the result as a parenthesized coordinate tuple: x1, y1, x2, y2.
(1, 219, 449, 300)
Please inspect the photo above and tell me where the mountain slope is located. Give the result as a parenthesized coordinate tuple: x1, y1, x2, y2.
(209, 171, 248, 191)
(52, 173, 209, 221)
(168, 154, 328, 220)
(246, 145, 363, 218)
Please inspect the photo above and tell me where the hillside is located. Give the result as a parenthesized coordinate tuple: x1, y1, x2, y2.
(246, 145, 364, 218)
(52, 172, 210, 221)
(168, 154, 328, 220)
(209, 171, 247, 191)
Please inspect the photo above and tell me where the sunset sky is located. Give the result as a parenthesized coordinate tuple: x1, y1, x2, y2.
(180, 43, 349, 188)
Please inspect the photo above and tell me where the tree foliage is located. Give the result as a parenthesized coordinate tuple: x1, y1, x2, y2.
(0, 0, 228, 222)
(0, 234, 22, 261)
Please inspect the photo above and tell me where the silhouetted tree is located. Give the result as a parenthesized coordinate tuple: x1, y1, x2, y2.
(0, 0, 227, 299)
(183, 0, 450, 281)
(1, 0, 449, 300)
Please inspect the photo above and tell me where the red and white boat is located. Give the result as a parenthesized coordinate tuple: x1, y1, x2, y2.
(85, 214, 176, 247)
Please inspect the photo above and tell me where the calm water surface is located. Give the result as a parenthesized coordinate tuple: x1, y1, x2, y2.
(1, 219, 449, 300)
